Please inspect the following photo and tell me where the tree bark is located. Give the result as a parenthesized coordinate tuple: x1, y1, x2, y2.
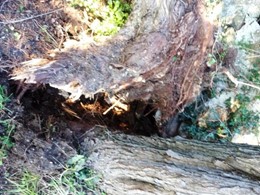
(11, 0, 213, 132)
(81, 128, 260, 195)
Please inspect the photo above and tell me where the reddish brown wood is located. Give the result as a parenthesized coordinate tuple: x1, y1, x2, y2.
(11, 0, 214, 133)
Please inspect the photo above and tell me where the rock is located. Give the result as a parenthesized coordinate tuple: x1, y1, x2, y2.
(232, 133, 260, 145)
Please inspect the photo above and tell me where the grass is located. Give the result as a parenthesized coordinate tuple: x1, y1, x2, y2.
(0, 120, 15, 166)
(0, 85, 9, 110)
(49, 155, 101, 194)
(7, 171, 40, 195)
(0, 85, 15, 166)
(7, 155, 101, 195)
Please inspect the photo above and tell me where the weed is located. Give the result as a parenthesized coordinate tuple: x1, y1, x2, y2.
(172, 56, 179, 62)
(186, 38, 260, 142)
(58, 155, 100, 194)
(226, 94, 259, 134)
(236, 40, 253, 51)
(207, 53, 217, 67)
(0, 120, 15, 166)
(0, 85, 15, 166)
(7, 155, 101, 195)
(0, 85, 9, 110)
(181, 92, 259, 142)
(248, 64, 260, 85)
(18, 5, 25, 13)
(235, 41, 260, 86)
(67, 0, 131, 36)
(7, 171, 40, 195)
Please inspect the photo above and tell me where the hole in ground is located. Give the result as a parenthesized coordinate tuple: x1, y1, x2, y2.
(12, 84, 158, 146)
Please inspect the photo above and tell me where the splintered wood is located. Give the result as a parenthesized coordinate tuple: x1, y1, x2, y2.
(11, 0, 214, 130)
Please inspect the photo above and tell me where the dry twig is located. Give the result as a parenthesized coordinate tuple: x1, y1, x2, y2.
(222, 68, 260, 91)
(0, 8, 62, 25)
(0, 0, 8, 12)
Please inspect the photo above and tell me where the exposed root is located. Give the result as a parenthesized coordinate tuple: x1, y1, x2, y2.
(103, 95, 129, 115)
(221, 68, 260, 91)
(10, 0, 214, 133)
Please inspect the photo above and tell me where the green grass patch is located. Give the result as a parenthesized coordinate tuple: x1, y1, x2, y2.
(7, 155, 101, 195)
(0, 85, 15, 166)
(0, 85, 9, 110)
(51, 155, 101, 194)
(67, 0, 131, 36)
(0, 120, 15, 166)
(7, 171, 40, 195)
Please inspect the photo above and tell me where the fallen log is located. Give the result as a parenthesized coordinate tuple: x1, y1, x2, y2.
(11, 0, 213, 134)
(82, 128, 260, 195)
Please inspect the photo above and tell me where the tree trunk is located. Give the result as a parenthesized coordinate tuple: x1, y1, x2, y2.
(81, 128, 260, 195)
(11, 0, 213, 133)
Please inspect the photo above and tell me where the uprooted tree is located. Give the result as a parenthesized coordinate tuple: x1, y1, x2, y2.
(11, 0, 213, 135)
(10, 0, 260, 194)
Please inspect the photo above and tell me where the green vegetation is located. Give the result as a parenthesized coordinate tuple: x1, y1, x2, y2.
(183, 33, 260, 142)
(236, 40, 253, 51)
(206, 53, 217, 67)
(226, 94, 259, 134)
(7, 155, 101, 195)
(50, 155, 100, 194)
(181, 92, 259, 142)
(67, 0, 131, 36)
(248, 63, 260, 85)
(0, 120, 15, 165)
(0, 85, 9, 110)
(0, 85, 15, 166)
(8, 171, 40, 195)
(181, 50, 260, 142)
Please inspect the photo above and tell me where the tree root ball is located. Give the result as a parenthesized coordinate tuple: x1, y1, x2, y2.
(11, 0, 214, 135)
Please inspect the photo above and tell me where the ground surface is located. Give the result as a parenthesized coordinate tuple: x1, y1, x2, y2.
(0, 0, 259, 194)
(0, 0, 91, 193)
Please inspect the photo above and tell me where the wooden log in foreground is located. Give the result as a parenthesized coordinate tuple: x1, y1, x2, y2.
(81, 128, 260, 195)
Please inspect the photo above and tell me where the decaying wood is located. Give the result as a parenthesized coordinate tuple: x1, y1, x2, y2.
(11, 0, 213, 131)
(82, 128, 260, 195)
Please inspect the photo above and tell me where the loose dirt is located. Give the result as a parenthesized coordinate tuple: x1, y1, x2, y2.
(0, 0, 88, 191)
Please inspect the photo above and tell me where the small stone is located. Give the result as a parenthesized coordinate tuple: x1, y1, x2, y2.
(232, 10, 245, 30)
